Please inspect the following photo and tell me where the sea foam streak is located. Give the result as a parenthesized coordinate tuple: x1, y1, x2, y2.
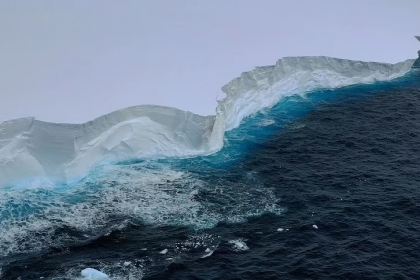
(0, 57, 415, 186)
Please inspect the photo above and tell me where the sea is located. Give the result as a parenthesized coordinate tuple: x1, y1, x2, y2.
(1, 70, 419, 279)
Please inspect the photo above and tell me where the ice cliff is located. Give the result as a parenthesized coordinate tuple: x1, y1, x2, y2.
(0, 106, 222, 185)
(218, 57, 415, 130)
(0, 56, 415, 186)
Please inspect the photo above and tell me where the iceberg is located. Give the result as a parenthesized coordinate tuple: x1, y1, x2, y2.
(0, 56, 415, 186)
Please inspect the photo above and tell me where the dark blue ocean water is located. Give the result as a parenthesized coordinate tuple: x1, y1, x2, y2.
(1, 71, 420, 279)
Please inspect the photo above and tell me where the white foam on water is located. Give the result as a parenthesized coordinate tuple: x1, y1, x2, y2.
(289, 123, 306, 130)
(0, 161, 282, 259)
(164, 233, 220, 262)
(257, 119, 276, 127)
(0, 163, 207, 257)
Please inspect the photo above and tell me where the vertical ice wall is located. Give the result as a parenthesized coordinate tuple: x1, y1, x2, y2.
(0, 106, 220, 186)
(217, 57, 415, 131)
(0, 56, 416, 186)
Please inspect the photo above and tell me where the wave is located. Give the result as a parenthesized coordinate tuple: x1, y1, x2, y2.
(0, 56, 415, 186)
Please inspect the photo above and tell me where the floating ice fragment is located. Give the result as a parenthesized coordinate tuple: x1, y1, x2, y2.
(201, 248, 214, 258)
(160, 249, 168, 254)
(228, 239, 249, 252)
(81, 268, 109, 279)
(123, 261, 131, 267)
(277, 228, 284, 232)
(313, 225, 318, 229)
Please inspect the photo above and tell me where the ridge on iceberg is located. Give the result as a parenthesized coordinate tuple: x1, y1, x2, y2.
(218, 56, 415, 130)
(0, 56, 415, 186)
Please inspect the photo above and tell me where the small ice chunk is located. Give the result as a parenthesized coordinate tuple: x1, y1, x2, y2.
(313, 224, 318, 229)
(123, 261, 131, 267)
(160, 249, 168, 254)
(228, 239, 249, 252)
(201, 248, 214, 258)
(277, 228, 284, 232)
(81, 268, 109, 279)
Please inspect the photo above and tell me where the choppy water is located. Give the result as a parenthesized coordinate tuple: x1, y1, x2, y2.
(1, 71, 420, 279)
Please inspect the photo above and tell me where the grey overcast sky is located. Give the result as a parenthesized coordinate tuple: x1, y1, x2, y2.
(1, 0, 419, 123)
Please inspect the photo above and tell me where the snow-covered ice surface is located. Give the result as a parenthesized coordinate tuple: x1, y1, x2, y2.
(0, 56, 414, 187)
